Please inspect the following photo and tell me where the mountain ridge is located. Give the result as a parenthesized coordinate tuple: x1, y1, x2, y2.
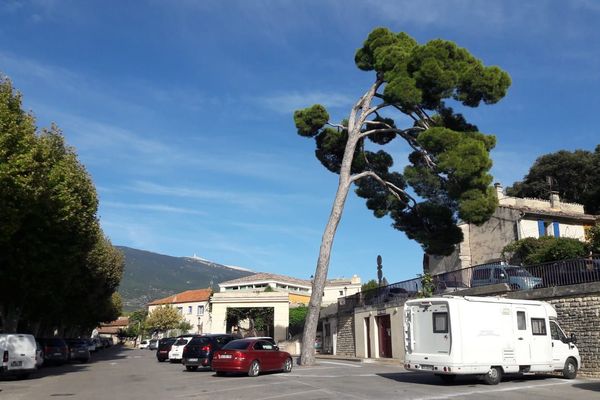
(117, 246, 254, 311)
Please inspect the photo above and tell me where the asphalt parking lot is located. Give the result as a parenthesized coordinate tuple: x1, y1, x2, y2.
(1, 345, 599, 400)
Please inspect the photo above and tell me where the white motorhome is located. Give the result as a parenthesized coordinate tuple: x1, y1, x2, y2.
(404, 296, 580, 385)
(0, 333, 37, 379)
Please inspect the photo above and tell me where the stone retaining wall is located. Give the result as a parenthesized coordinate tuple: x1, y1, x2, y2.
(547, 296, 600, 377)
(336, 314, 355, 357)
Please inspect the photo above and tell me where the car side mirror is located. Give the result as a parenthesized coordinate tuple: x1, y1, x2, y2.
(570, 333, 577, 344)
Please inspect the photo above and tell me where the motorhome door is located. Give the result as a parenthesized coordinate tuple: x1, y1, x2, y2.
(514, 308, 531, 365)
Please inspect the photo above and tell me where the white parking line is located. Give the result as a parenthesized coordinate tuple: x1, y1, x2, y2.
(279, 373, 378, 378)
(413, 379, 576, 400)
(318, 361, 362, 368)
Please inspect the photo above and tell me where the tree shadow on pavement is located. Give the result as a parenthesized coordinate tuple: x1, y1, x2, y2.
(572, 381, 600, 392)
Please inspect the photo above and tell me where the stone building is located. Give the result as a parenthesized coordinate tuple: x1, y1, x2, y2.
(426, 183, 597, 276)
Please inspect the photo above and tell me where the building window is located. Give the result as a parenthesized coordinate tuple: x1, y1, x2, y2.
(188, 306, 192, 314)
(197, 305, 204, 316)
(531, 318, 547, 336)
(339, 290, 344, 296)
(177, 307, 183, 315)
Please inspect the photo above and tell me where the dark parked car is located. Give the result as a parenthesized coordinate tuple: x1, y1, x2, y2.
(65, 339, 90, 363)
(38, 338, 69, 365)
(156, 337, 176, 362)
(182, 334, 236, 371)
(212, 338, 293, 377)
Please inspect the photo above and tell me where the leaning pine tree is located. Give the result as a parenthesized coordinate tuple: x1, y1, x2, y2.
(294, 28, 511, 365)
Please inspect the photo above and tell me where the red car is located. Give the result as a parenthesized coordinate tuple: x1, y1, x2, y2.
(211, 338, 293, 377)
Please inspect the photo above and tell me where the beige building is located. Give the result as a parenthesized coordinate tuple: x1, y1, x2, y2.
(218, 272, 361, 306)
(426, 183, 597, 276)
(147, 288, 212, 334)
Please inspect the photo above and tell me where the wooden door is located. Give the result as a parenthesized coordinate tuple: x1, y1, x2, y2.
(377, 315, 392, 358)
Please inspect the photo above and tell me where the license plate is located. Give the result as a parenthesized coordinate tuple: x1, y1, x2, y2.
(54, 352, 62, 356)
(420, 364, 434, 370)
(187, 358, 198, 362)
(219, 354, 232, 359)
(10, 361, 22, 367)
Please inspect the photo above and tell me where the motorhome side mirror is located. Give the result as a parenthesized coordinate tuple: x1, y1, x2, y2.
(570, 333, 577, 344)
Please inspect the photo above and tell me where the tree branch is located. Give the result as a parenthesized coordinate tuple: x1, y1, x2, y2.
(358, 126, 436, 169)
(326, 122, 345, 131)
(350, 170, 418, 209)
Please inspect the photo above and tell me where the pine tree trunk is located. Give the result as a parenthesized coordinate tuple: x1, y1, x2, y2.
(299, 80, 379, 366)
(299, 136, 359, 365)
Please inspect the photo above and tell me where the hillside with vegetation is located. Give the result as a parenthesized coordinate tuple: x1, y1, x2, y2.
(118, 246, 253, 311)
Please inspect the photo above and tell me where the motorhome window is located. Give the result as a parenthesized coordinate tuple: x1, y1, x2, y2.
(531, 318, 547, 335)
(550, 321, 566, 341)
(517, 311, 526, 330)
(432, 312, 448, 333)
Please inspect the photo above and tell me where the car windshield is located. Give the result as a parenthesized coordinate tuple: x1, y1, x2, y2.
(222, 340, 251, 350)
(174, 338, 189, 346)
(506, 268, 533, 277)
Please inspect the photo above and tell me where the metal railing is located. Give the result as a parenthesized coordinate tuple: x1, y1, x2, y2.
(339, 255, 600, 308)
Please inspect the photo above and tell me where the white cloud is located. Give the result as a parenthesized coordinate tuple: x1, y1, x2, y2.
(257, 91, 354, 114)
(102, 201, 207, 216)
(128, 180, 326, 210)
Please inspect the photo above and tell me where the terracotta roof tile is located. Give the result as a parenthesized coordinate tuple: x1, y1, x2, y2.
(148, 288, 212, 306)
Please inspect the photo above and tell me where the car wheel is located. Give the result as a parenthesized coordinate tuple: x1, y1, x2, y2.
(436, 374, 456, 384)
(562, 358, 578, 379)
(248, 360, 260, 377)
(186, 365, 198, 371)
(157, 358, 165, 363)
(283, 357, 293, 373)
(510, 283, 520, 291)
(482, 366, 502, 385)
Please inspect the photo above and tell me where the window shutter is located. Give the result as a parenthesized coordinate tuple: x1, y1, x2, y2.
(553, 221, 560, 237)
(537, 220, 546, 237)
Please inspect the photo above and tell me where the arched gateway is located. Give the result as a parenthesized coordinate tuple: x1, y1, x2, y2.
(210, 291, 290, 342)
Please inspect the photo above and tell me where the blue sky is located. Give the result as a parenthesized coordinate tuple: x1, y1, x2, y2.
(1, 0, 599, 284)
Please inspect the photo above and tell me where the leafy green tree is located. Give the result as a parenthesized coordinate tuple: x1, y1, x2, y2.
(361, 279, 379, 291)
(126, 309, 148, 338)
(145, 306, 185, 334)
(226, 307, 274, 337)
(588, 223, 600, 254)
(0, 76, 39, 330)
(289, 306, 308, 337)
(177, 320, 192, 333)
(418, 273, 435, 298)
(293, 28, 510, 365)
(0, 75, 123, 334)
(502, 236, 588, 265)
(506, 147, 600, 214)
